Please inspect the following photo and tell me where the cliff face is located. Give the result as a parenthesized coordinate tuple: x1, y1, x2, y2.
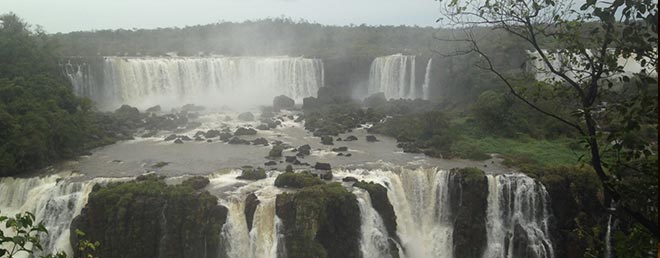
(70, 175, 228, 258)
(353, 181, 401, 258)
(449, 168, 489, 258)
(275, 183, 362, 258)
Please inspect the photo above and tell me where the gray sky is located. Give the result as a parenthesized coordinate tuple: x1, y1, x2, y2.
(2, 0, 442, 33)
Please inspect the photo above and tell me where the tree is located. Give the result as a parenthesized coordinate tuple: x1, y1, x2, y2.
(437, 0, 658, 240)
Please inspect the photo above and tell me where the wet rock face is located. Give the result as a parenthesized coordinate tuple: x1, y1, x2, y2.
(449, 167, 488, 258)
(353, 181, 400, 258)
(244, 193, 260, 232)
(70, 176, 228, 258)
(275, 183, 361, 258)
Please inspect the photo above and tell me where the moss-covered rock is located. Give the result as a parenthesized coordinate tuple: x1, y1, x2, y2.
(269, 145, 285, 158)
(182, 176, 210, 190)
(275, 172, 324, 189)
(276, 183, 361, 258)
(237, 166, 267, 180)
(70, 176, 228, 258)
(449, 167, 488, 258)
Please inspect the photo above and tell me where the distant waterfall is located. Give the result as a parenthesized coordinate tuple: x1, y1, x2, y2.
(483, 174, 554, 258)
(604, 214, 612, 258)
(63, 56, 324, 110)
(422, 58, 432, 100)
(368, 54, 418, 99)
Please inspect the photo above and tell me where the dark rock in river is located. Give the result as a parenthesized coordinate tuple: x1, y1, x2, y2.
(344, 135, 358, 141)
(234, 127, 257, 136)
(238, 112, 255, 121)
(314, 162, 332, 171)
(165, 134, 178, 141)
(244, 193, 260, 232)
(273, 95, 295, 110)
(331, 146, 348, 152)
(269, 145, 285, 158)
(297, 144, 311, 156)
(366, 135, 378, 142)
(321, 136, 334, 145)
(237, 166, 267, 180)
(179, 135, 192, 141)
(218, 132, 233, 142)
(227, 137, 250, 145)
(174, 139, 184, 144)
(264, 160, 278, 166)
(342, 177, 358, 182)
(285, 156, 301, 165)
(205, 129, 221, 138)
(252, 137, 269, 146)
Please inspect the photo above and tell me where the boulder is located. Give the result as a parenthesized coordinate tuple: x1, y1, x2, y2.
(321, 136, 334, 145)
(237, 166, 267, 180)
(238, 112, 255, 121)
(180, 135, 192, 141)
(145, 105, 161, 113)
(285, 156, 301, 165)
(205, 129, 221, 138)
(274, 172, 324, 188)
(264, 161, 278, 166)
(298, 144, 311, 155)
(234, 127, 257, 136)
(174, 139, 184, 144)
(345, 153, 352, 157)
(332, 147, 348, 152)
(321, 171, 333, 180)
(342, 177, 358, 182)
(363, 92, 387, 108)
(244, 193, 260, 231)
(228, 137, 250, 145)
(366, 135, 379, 142)
(273, 95, 295, 110)
(218, 132, 233, 142)
(252, 137, 269, 146)
(269, 145, 285, 158)
(344, 135, 358, 141)
(314, 162, 332, 170)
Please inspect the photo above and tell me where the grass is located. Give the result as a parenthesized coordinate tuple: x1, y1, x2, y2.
(454, 136, 584, 168)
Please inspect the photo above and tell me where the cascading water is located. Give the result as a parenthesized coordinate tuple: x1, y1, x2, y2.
(604, 214, 612, 258)
(0, 174, 126, 257)
(354, 189, 393, 258)
(63, 56, 324, 110)
(422, 58, 433, 100)
(483, 174, 554, 258)
(368, 54, 418, 99)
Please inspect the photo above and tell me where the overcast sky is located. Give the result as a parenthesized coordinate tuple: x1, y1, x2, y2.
(2, 0, 442, 33)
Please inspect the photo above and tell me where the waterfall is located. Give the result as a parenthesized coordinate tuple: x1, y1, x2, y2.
(0, 174, 125, 257)
(483, 174, 554, 258)
(354, 189, 393, 258)
(422, 58, 432, 100)
(604, 215, 612, 258)
(63, 56, 324, 110)
(368, 54, 418, 99)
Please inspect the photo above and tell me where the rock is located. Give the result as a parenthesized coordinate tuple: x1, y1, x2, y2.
(244, 193, 260, 231)
(298, 144, 311, 156)
(285, 165, 294, 173)
(321, 136, 334, 145)
(238, 112, 255, 121)
(285, 156, 301, 165)
(342, 177, 358, 182)
(314, 162, 332, 170)
(237, 166, 267, 180)
(332, 146, 348, 152)
(363, 92, 387, 108)
(256, 124, 270, 130)
(205, 129, 221, 138)
(194, 136, 204, 141)
(181, 104, 205, 112)
(206, 139, 212, 143)
(337, 153, 345, 156)
(344, 135, 358, 141)
(145, 105, 161, 113)
(174, 139, 183, 144)
(345, 153, 352, 157)
(234, 127, 257, 136)
(269, 145, 285, 158)
(366, 135, 379, 142)
(164, 134, 178, 141)
(321, 171, 333, 180)
(228, 137, 250, 145)
(336, 137, 342, 141)
(264, 160, 278, 166)
(182, 176, 210, 190)
(274, 172, 324, 188)
(114, 105, 141, 122)
(273, 95, 295, 110)
(252, 137, 269, 146)
(353, 181, 401, 257)
(449, 168, 488, 258)
(218, 132, 233, 142)
(180, 135, 192, 141)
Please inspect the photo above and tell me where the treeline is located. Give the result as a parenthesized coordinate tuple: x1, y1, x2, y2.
(0, 13, 122, 176)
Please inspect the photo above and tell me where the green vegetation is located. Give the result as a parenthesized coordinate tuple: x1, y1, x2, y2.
(274, 172, 324, 189)
(236, 166, 267, 180)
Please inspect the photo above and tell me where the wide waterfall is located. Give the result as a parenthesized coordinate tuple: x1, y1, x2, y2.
(422, 58, 433, 100)
(62, 56, 324, 110)
(483, 174, 554, 258)
(368, 54, 418, 99)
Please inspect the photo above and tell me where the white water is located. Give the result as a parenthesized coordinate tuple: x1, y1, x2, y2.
(354, 189, 393, 258)
(0, 174, 127, 257)
(368, 54, 418, 99)
(604, 214, 612, 258)
(63, 56, 324, 110)
(422, 58, 433, 100)
(483, 174, 554, 258)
